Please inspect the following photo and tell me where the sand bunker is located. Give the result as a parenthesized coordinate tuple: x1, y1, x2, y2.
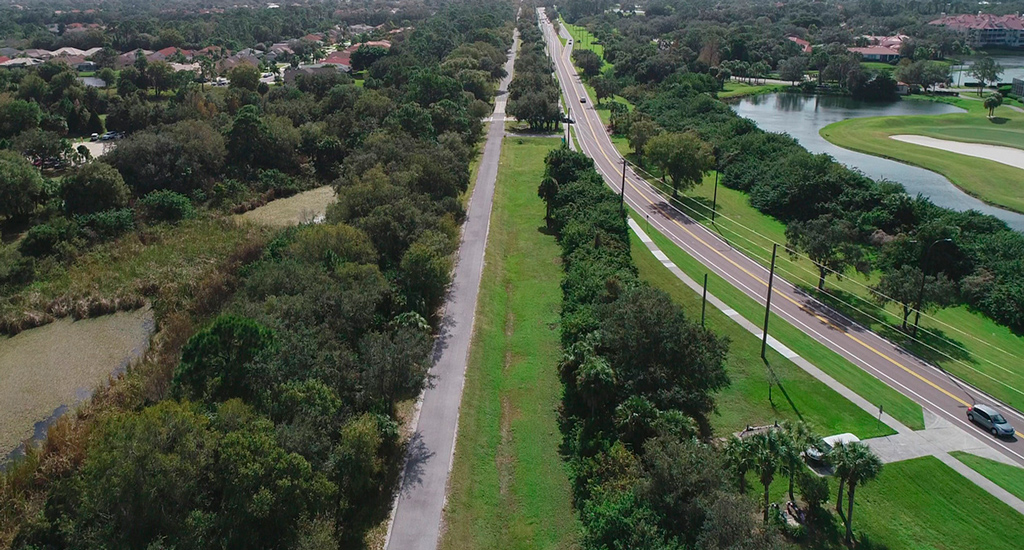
(891, 135, 1024, 171)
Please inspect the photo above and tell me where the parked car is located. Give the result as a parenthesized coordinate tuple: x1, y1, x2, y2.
(805, 433, 860, 463)
(967, 404, 1015, 437)
(89, 133, 99, 141)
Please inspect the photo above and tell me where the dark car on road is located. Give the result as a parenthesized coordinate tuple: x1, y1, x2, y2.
(968, 403, 1015, 437)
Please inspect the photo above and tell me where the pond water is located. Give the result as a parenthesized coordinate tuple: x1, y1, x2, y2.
(732, 93, 1024, 231)
(0, 308, 155, 463)
(951, 54, 1024, 86)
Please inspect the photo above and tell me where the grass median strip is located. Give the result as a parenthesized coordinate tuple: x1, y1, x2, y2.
(628, 209, 924, 431)
(950, 450, 1024, 502)
(632, 232, 894, 438)
(440, 137, 579, 550)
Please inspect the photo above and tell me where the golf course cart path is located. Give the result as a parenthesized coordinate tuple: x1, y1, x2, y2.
(384, 30, 519, 550)
(891, 134, 1024, 171)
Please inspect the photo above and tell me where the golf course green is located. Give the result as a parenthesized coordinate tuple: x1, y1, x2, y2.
(820, 98, 1024, 213)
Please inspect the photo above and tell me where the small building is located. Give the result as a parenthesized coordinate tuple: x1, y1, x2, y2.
(1012, 78, 1024, 97)
(848, 46, 900, 63)
(787, 35, 812, 54)
(76, 61, 97, 72)
(283, 63, 348, 84)
(895, 81, 910, 96)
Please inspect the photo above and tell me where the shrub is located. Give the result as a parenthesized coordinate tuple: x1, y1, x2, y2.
(137, 190, 196, 223)
(19, 223, 62, 257)
(172, 314, 277, 403)
(75, 208, 135, 242)
(61, 161, 130, 216)
(0, 246, 34, 287)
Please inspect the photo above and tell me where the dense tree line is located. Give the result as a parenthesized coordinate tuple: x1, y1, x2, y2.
(538, 146, 794, 549)
(507, 17, 562, 130)
(2, 1, 515, 547)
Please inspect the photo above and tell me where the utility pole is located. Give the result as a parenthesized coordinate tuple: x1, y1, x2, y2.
(761, 243, 778, 360)
(711, 167, 719, 222)
(701, 274, 708, 327)
(620, 157, 626, 212)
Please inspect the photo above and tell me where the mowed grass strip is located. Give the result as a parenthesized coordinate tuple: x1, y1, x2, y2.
(951, 451, 1024, 502)
(628, 208, 923, 431)
(820, 105, 1024, 213)
(631, 232, 896, 438)
(440, 137, 579, 550)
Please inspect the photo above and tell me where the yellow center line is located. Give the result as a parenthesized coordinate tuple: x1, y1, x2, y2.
(555, 33, 977, 413)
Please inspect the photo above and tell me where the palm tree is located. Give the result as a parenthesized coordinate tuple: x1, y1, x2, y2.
(984, 92, 1003, 118)
(828, 442, 853, 516)
(780, 421, 818, 501)
(724, 436, 753, 494)
(842, 443, 883, 545)
(750, 432, 781, 522)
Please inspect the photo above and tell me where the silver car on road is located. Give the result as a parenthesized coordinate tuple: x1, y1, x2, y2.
(967, 403, 1015, 438)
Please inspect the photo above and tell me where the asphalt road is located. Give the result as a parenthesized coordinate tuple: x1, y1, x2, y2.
(539, 9, 1024, 468)
(385, 31, 519, 550)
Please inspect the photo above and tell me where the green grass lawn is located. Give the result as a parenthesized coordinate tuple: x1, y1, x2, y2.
(751, 455, 1022, 549)
(633, 232, 897, 438)
(951, 451, 1024, 502)
(820, 103, 1024, 213)
(440, 137, 580, 550)
(559, 18, 605, 62)
(629, 166, 1024, 422)
(719, 80, 788, 99)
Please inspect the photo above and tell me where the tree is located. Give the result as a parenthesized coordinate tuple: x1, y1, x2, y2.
(984, 92, 1003, 117)
(786, 215, 867, 291)
(399, 230, 455, 320)
(628, 118, 660, 166)
(0, 98, 41, 139)
(778, 56, 807, 85)
(969, 56, 1003, 96)
(780, 421, 817, 501)
(172, 314, 277, 403)
(228, 63, 260, 92)
(644, 131, 714, 198)
(572, 49, 602, 77)
(538, 175, 559, 227)
(351, 45, 389, 72)
(0, 151, 43, 220)
(148, 61, 175, 97)
(839, 442, 883, 544)
(590, 74, 618, 105)
(723, 436, 753, 494)
(873, 264, 956, 332)
(61, 162, 130, 216)
(749, 431, 781, 522)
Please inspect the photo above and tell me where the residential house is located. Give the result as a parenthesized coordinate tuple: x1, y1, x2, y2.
(848, 45, 900, 62)
(787, 35, 812, 54)
(283, 63, 347, 84)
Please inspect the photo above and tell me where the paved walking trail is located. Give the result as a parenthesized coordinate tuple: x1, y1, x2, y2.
(629, 218, 1024, 517)
(384, 30, 519, 550)
(891, 134, 1024, 171)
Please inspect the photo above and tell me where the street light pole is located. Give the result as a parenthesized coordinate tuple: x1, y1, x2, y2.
(761, 243, 778, 359)
(912, 238, 955, 337)
(711, 166, 719, 222)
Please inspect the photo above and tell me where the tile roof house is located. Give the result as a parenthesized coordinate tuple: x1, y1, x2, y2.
(787, 35, 812, 53)
(930, 14, 1024, 47)
(848, 45, 900, 62)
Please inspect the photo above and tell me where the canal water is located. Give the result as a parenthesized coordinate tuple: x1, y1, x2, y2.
(732, 93, 1024, 231)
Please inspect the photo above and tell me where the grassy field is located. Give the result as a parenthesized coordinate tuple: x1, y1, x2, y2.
(719, 80, 788, 99)
(629, 167, 1024, 421)
(951, 451, 1024, 502)
(633, 232, 897, 438)
(440, 137, 580, 550)
(820, 100, 1024, 213)
(1, 216, 268, 325)
(559, 19, 605, 62)
(752, 455, 1022, 549)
